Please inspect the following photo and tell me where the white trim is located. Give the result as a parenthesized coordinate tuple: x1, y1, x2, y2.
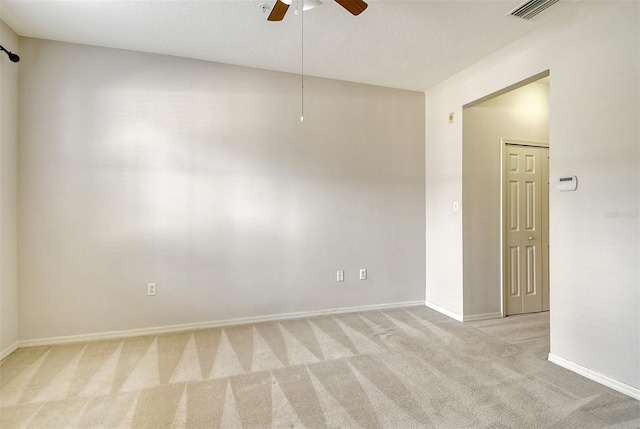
(463, 312, 502, 322)
(500, 138, 550, 317)
(548, 353, 640, 400)
(502, 138, 550, 148)
(0, 342, 18, 362)
(500, 139, 505, 317)
(424, 300, 463, 322)
(17, 301, 424, 348)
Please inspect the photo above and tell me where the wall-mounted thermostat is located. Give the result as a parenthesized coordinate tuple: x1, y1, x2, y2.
(557, 176, 578, 191)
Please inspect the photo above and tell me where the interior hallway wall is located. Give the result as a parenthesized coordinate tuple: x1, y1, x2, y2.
(425, 1, 639, 390)
(462, 80, 549, 318)
(17, 38, 426, 341)
(0, 19, 19, 359)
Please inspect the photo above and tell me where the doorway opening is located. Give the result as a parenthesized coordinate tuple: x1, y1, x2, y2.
(462, 71, 550, 321)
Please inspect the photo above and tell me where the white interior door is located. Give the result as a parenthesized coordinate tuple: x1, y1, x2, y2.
(504, 144, 549, 315)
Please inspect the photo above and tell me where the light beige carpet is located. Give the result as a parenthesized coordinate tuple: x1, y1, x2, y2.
(1, 307, 638, 428)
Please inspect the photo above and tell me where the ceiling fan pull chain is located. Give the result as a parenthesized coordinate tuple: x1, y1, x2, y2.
(301, 0, 305, 122)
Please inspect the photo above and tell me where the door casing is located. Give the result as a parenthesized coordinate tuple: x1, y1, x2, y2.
(500, 138, 549, 317)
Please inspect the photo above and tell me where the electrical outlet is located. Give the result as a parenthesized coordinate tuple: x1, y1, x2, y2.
(453, 201, 459, 212)
(147, 282, 157, 296)
(359, 269, 367, 280)
(337, 270, 344, 282)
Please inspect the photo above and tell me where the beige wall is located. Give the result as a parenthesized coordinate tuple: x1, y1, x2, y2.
(426, 1, 639, 389)
(17, 38, 426, 341)
(462, 80, 549, 318)
(0, 20, 19, 358)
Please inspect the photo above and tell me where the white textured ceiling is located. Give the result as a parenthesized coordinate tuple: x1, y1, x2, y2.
(0, 0, 582, 91)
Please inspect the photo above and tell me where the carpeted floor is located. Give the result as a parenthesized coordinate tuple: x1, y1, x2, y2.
(1, 306, 638, 428)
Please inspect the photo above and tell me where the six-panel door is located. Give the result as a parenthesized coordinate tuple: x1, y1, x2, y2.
(505, 145, 549, 315)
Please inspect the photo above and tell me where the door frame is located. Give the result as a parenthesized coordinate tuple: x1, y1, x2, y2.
(500, 138, 549, 317)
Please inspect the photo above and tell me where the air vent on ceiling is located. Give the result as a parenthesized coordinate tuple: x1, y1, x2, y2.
(507, 0, 560, 20)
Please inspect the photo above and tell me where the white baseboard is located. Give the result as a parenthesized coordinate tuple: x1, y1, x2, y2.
(0, 342, 18, 362)
(463, 312, 502, 322)
(548, 353, 640, 400)
(424, 300, 463, 322)
(18, 300, 424, 348)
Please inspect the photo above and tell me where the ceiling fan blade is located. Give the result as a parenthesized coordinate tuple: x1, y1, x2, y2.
(335, 0, 368, 16)
(268, 0, 290, 21)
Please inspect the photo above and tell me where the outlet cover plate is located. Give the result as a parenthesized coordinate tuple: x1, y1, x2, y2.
(147, 282, 157, 296)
